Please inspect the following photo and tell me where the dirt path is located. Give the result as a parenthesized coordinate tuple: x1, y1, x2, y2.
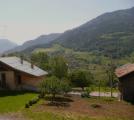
(0, 113, 26, 120)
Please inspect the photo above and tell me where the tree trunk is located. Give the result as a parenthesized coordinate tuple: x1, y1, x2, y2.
(99, 80, 101, 98)
(51, 94, 56, 104)
(110, 74, 113, 98)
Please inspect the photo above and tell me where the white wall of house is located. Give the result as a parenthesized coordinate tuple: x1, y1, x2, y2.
(0, 71, 15, 90)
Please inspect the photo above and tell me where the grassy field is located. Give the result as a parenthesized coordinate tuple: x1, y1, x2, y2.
(0, 91, 134, 120)
(0, 91, 37, 113)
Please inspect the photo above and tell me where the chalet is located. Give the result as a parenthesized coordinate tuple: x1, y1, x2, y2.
(115, 63, 134, 103)
(0, 56, 48, 91)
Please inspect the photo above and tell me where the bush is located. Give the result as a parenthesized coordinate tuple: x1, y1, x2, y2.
(29, 100, 33, 106)
(25, 103, 29, 108)
(81, 92, 90, 98)
(32, 99, 37, 104)
(81, 87, 92, 98)
(33, 98, 39, 103)
(38, 94, 44, 99)
(26, 98, 39, 108)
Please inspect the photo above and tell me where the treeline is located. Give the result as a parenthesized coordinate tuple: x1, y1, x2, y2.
(7, 51, 118, 99)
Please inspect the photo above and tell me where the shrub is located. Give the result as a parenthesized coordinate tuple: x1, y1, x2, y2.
(32, 99, 37, 104)
(38, 94, 43, 99)
(32, 98, 39, 104)
(25, 103, 29, 108)
(25, 97, 39, 108)
(81, 87, 92, 98)
(81, 92, 90, 98)
(29, 100, 33, 106)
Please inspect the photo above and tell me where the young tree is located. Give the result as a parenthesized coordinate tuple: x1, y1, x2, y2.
(105, 61, 117, 97)
(60, 79, 71, 95)
(70, 69, 94, 90)
(39, 80, 48, 98)
(50, 56, 68, 79)
(39, 76, 61, 102)
(39, 76, 71, 103)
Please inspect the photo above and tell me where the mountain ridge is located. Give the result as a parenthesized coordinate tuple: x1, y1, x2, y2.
(7, 33, 61, 53)
(7, 7, 134, 58)
(0, 39, 17, 54)
(52, 6, 134, 57)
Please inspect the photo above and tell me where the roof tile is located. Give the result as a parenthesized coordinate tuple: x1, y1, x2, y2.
(115, 63, 134, 78)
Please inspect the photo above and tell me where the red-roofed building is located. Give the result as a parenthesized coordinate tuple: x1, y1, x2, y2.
(115, 63, 134, 103)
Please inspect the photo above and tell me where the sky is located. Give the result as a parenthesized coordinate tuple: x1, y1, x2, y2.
(0, 0, 134, 45)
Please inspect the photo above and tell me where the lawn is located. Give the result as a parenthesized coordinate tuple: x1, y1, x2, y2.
(0, 91, 37, 113)
(0, 91, 134, 120)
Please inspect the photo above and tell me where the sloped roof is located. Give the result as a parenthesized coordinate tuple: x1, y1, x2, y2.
(115, 63, 134, 78)
(0, 57, 48, 77)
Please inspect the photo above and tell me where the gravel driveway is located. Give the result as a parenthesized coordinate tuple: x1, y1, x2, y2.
(69, 91, 119, 98)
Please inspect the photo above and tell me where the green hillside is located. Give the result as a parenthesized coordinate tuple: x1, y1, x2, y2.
(20, 7, 134, 58)
(53, 7, 134, 58)
(32, 44, 134, 86)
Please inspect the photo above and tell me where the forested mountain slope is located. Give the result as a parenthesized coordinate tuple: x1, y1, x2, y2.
(54, 7, 134, 58)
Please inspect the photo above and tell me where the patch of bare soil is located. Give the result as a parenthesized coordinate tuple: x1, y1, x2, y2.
(0, 113, 26, 120)
(34, 96, 134, 119)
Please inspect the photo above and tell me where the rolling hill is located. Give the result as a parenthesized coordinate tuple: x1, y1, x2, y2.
(0, 39, 17, 54)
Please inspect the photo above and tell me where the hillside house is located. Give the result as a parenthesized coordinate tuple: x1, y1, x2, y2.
(115, 63, 134, 103)
(0, 56, 47, 91)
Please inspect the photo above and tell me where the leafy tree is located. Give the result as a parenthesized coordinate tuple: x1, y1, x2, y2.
(60, 79, 71, 95)
(39, 76, 61, 101)
(31, 52, 50, 70)
(70, 69, 94, 90)
(39, 76, 71, 102)
(39, 80, 48, 98)
(105, 61, 117, 97)
(50, 56, 68, 79)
